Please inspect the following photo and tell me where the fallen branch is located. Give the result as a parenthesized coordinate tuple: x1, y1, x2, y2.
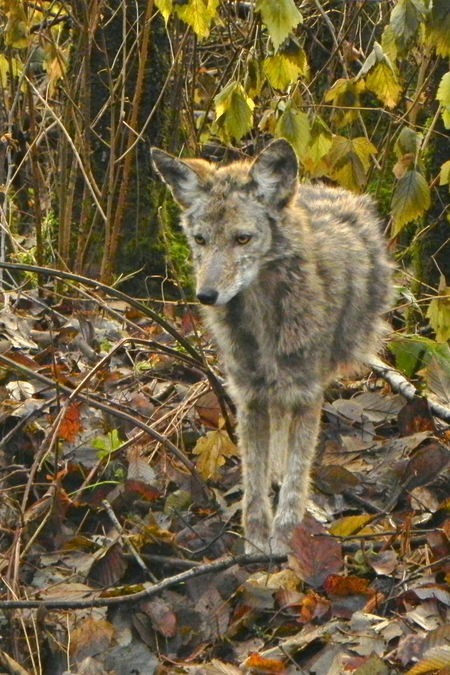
(0, 552, 286, 610)
(368, 356, 450, 424)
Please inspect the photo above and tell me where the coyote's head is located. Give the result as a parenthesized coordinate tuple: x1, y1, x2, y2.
(151, 139, 298, 306)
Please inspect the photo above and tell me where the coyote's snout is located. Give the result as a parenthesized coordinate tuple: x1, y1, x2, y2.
(152, 139, 392, 554)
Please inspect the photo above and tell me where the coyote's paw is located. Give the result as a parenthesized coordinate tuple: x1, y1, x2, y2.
(268, 531, 291, 556)
(243, 510, 272, 555)
(244, 533, 291, 557)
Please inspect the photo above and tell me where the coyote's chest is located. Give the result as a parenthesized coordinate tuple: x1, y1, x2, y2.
(204, 292, 293, 381)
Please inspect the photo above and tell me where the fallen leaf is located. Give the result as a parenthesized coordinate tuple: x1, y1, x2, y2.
(288, 517, 343, 588)
(243, 653, 285, 674)
(193, 430, 238, 480)
(58, 402, 83, 442)
(367, 550, 398, 576)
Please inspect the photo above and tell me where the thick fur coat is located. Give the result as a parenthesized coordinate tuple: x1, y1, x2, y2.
(152, 139, 392, 554)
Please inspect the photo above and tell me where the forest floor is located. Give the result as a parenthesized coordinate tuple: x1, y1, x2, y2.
(1, 269, 450, 675)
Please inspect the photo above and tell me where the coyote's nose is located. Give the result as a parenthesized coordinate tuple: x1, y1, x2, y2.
(197, 289, 219, 305)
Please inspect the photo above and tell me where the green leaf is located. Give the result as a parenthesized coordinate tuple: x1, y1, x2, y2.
(353, 654, 390, 675)
(213, 81, 255, 142)
(426, 0, 450, 57)
(391, 170, 430, 235)
(381, 24, 399, 62)
(388, 336, 437, 378)
(175, 0, 219, 39)
(164, 489, 192, 515)
(437, 71, 450, 129)
(244, 57, 262, 98)
(440, 159, 450, 187)
(92, 430, 122, 457)
(275, 102, 310, 158)
(256, 0, 303, 51)
(155, 0, 173, 23)
(427, 278, 450, 343)
(389, 0, 427, 48)
(394, 127, 422, 158)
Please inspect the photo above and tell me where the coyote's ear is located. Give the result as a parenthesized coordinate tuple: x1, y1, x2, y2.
(249, 139, 298, 208)
(151, 148, 208, 209)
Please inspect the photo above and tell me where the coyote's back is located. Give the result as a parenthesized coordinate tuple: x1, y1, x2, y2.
(152, 139, 392, 554)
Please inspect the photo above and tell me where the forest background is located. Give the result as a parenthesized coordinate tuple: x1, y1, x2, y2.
(1, 0, 450, 673)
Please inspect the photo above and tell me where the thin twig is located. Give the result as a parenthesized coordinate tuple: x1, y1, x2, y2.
(0, 352, 209, 497)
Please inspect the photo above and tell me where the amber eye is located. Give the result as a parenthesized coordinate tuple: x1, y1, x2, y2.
(194, 234, 206, 245)
(236, 234, 252, 245)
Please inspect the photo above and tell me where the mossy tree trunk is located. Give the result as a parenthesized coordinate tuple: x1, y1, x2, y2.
(56, 0, 170, 284)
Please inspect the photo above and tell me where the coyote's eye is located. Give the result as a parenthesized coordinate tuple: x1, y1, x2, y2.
(194, 234, 206, 245)
(236, 234, 252, 245)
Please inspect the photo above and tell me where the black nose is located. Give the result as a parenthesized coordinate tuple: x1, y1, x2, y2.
(197, 289, 219, 305)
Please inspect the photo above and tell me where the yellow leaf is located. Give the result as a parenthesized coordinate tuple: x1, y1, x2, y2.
(301, 117, 333, 172)
(427, 278, 450, 343)
(248, 568, 300, 591)
(263, 53, 304, 91)
(440, 160, 450, 187)
(329, 515, 376, 537)
(437, 72, 450, 130)
(327, 136, 377, 191)
(5, 16, 28, 48)
(0, 54, 22, 88)
(256, 0, 303, 51)
(426, 0, 450, 57)
(193, 430, 238, 480)
(324, 78, 365, 127)
(213, 81, 254, 142)
(366, 60, 402, 109)
(175, 0, 219, 39)
(405, 645, 450, 675)
(391, 170, 430, 235)
(155, 0, 173, 23)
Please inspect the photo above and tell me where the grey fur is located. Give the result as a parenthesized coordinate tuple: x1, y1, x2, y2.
(152, 139, 392, 554)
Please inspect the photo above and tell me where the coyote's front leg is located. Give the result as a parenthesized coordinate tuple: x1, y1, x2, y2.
(237, 398, 272, 554)
(271, 397, 323, 554)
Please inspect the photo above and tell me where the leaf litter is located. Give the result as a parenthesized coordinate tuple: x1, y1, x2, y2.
(1, 284, 450, 674)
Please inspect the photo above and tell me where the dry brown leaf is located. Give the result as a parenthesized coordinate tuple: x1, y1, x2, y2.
(70, 617, 115, 659)
(193, 430, 238, 480)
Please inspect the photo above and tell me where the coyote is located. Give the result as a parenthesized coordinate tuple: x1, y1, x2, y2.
(152, 139, 392, 554)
